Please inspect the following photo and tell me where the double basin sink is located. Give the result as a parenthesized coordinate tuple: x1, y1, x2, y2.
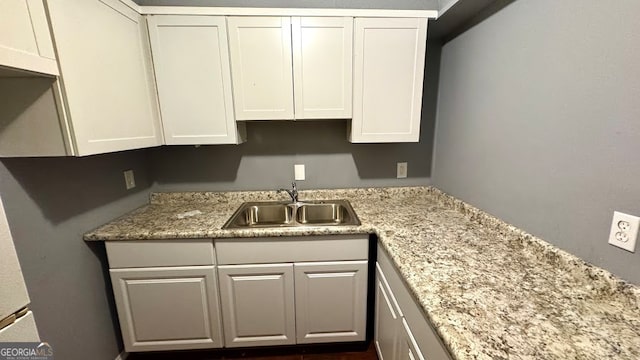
(222, 200, 360, 229)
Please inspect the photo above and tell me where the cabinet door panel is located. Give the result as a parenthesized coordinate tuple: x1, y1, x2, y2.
(375, 264, 402, 360)
(46, 0, 162, 155)
(295, 261, 367, 344)
(218, 263, 296, 347)
(292, 17, 352, 119)
(0, 0, 58, 75)
(399, 318, 425, 360)
(148, 15, 242, 145)
(110, 266, 223, 352)
(227, 16, 294, 120)
(351, 18, 427, 143)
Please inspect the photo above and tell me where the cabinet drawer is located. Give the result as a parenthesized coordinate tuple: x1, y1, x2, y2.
(106, 240, 215, 268)
(215, 235, 369, 265)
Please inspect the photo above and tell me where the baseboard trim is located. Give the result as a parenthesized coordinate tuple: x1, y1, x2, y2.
(115, 351, 129, 360)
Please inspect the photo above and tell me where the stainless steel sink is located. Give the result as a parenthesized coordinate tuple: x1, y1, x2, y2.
(222, 200, 360, 229)
(228, 203, 293, 227)
(296, 203, 355, 225)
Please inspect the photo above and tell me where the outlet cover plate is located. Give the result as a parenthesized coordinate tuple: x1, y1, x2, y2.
(124, 170, 136, 190)
(608, 211, 639, 252)
(397, 162, 408, 179)
(294, 164, 305, 181)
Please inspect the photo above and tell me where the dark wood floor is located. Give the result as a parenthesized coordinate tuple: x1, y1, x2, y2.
(128, 341, 378, 360)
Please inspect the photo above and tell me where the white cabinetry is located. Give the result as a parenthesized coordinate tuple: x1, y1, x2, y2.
(375, 264, 401, 360)
(227, 17, 294, 120)
(399, 318, 425, 360)
(0, 0, 58, 76)
(351, 18, 427, 143)
(216, 235, 369, 348)
(295, 261, 367, 344)
(227, 16, 353, 121)
(45, 0, 163, 155)
(147, 15, 245, 145)
(0, 0, 163, 157)
(106, 240, 223, 352)
(218, 263, 296, 347)
(292, 17, 353, 119)
(375, 244, 452, 360)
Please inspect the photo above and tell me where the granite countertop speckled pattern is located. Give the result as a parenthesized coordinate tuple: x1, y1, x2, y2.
(85, 187, 640, 360)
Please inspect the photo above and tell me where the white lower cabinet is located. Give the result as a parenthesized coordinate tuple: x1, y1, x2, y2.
(295, 261, 367, 344)
(110, 266, 223, 352)
(375, 244, 452, 360)
(106, 240, 223, 352)
(375, 264, 401, 360)
(216, 235, 370, 348)
(217, 263, 296, 347)
(399, 318, 425, 360)
(106, 236, 370, 352)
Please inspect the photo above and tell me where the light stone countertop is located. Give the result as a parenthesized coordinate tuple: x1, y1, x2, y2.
(85, 187, 640, 360)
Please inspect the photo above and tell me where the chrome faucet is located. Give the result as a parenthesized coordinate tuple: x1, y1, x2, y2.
(277, 182, 299, 203)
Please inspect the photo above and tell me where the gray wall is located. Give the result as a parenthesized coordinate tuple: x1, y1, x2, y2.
(134, 0, 439, 10)
(151, 121, 434, 192)
(433, 0, 640, 284)
(0, 151, 153, 360)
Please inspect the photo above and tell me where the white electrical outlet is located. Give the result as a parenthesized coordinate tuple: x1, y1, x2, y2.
(294, 164, 305, 181)
(397, 162, 408, 178)
(608, 211, 639, 252)
(123, 170, 136, 190)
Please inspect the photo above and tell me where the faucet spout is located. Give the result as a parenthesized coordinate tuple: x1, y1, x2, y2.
(277, 182, 299, 203)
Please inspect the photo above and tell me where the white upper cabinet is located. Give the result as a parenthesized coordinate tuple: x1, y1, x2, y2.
(147, 15, 245, 145)
(227, 16, 353, 121)
(0, 0, 58, 76)
(351, 18, 427, 143)
(292, 17, 353, 119)
(227, 17, 294, 120)
(46, 0, 163, 155)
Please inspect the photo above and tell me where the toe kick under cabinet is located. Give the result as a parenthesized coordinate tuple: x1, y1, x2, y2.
(105, 234, 369, 353)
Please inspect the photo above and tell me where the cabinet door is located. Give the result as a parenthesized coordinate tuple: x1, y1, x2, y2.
(351, 18, 427, 143)
(227, 17, 294, 120)
(292, 17, 352, 119)
(110, 266, 223, 352)
(294, 261, 367, 344)
(46, 0, 163, 155)
(147, 15, 244, 145)
(375, 264, 402, 360)
(218, 263, 296, 347)
(0, 0, 58, 75)
(399, 318, 426, 360)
